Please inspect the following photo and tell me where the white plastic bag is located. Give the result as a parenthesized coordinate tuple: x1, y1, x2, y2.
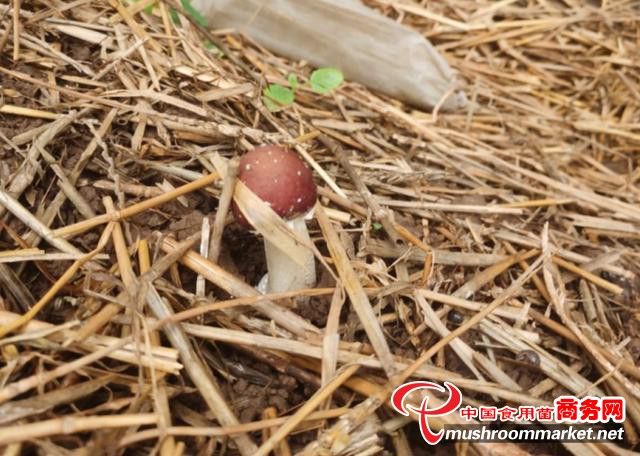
(191, 0, 466, 111)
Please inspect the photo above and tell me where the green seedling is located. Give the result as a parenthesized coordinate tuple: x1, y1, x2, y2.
(169, 1, 343, 109)
(263, 68, 344, 111)
(310, 68, 343, 94)
(288, 73, 299, 91)
(263, 84, 296, 110)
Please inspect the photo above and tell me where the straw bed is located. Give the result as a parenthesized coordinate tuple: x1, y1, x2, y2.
(0, 0, 638, 454)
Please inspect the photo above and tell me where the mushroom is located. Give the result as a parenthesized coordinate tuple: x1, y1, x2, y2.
(232, 145, 317, 294)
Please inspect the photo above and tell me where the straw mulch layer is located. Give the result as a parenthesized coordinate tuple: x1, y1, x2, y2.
(0, 0, 639, 454)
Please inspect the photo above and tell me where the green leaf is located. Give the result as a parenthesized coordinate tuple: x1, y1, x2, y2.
(310, 68, 343, 94)
(288, 73, 299, 91)
(169, 8, 181, 24)
(372, 222, 383, 232)
(263, 84, 295, 107)
(181, 0, 208, 27)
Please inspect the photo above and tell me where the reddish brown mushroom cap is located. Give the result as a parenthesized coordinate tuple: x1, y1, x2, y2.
(233, 145, 317, 228)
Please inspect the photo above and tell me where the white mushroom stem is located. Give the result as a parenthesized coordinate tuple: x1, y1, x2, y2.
(263, 216, 316, 294)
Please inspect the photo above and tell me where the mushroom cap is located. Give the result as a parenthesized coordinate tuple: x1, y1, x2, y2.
(233, 145, 317, 228)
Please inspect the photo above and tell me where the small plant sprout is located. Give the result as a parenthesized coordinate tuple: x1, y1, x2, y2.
(263, 83, 296, 111)
(263, 68, 344, 111)
(287, 73, 299, 91)
(309, 68, 344, 93)
(232, 145, 317, 294)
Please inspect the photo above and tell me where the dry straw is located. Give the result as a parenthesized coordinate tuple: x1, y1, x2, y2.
(0, 0, 638, 454)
